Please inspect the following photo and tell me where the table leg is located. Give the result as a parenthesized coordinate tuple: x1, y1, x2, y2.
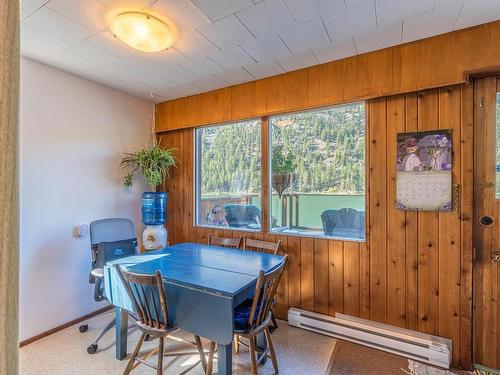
(115, 307, 128, 360)
(256, 332, 268, 364)
(217, 343, 232, 375)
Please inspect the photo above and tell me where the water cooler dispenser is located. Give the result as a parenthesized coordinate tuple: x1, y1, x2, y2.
(141, 192, 168, 250)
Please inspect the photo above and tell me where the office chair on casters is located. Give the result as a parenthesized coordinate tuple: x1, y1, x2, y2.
(79, 218, 138, 354)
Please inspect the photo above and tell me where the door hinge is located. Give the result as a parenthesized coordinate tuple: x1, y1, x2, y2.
(480, 96, 484, 107)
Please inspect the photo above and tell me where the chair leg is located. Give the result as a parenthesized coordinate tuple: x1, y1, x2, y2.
(157, 337, 164, 375)
(124, 332, 146, 375)
(206, 341, 216, 375)
(264, 328, 279, 374)
(234, 334, 239, 354)
(249, 336, 258, 375)
(93, 318, 116, 345)
(270, 311, 278, 332)
(194, 335, 208, 373)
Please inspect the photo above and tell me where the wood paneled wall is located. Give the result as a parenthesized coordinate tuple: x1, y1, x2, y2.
(158, 84, 473, 369)
(0, 0, 19, 373)
(156, 21, 500, 133)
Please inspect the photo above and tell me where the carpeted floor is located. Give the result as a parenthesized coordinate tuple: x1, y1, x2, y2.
(20, 310, 476, 375)
(20, 312, 336, 375)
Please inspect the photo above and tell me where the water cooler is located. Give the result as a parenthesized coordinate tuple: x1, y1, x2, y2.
(141, 192, 168, 250)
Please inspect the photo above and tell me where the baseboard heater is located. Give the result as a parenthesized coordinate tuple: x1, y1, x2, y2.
(288, 308, 451, 369)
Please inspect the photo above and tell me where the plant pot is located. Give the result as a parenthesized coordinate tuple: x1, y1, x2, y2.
(272, 174, 292, 199)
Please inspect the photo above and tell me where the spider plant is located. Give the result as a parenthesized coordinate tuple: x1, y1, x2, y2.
(121, 139, 177, 191)
(272, 145, 296, 175)
(271, 145, 296, 198)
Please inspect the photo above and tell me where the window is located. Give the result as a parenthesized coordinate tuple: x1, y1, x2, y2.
(269, 103, 366, 240)
(195, 120, 261, 230)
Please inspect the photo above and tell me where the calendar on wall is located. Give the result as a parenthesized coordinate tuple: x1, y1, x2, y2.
(396, 129, 452, 211)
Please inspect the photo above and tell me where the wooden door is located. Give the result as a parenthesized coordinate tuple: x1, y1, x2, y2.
(473, 76, 500, 369)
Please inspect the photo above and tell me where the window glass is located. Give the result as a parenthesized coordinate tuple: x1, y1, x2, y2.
(270, 103, 366, 240)
(195, 120, 261, 230)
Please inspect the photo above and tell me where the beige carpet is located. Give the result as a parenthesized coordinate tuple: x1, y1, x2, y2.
(20, 312, 336, 375)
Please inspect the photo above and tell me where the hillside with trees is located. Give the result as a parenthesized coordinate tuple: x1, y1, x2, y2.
(199, 103, 365, 195)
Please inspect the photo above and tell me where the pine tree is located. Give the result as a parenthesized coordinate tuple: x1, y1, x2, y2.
(199, 105, 366, 195)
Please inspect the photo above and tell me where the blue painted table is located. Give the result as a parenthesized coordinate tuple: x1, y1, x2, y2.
(104, 242, 284, 375)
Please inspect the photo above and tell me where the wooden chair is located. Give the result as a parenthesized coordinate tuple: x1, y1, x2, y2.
(209, 255, 289, 375)
(115, 265, 210, 375)
(243, 238, 281, 255)
(207, 234, 243, 249)
(242, 238, 282, 330)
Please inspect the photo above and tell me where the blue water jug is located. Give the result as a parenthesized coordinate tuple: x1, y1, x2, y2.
(141, 192, 166, 225)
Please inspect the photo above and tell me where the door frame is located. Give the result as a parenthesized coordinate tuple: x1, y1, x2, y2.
(0, 1, 20, 374)
(472, 75, 500, 371)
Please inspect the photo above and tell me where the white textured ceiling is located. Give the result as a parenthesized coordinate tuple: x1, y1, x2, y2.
(21, 0, 500, 103)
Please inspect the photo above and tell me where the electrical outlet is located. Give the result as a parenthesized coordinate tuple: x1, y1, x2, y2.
(77, 224, 89, 238)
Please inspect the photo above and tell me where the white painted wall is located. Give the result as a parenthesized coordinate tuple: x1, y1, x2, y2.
(19, 58, 152, 341)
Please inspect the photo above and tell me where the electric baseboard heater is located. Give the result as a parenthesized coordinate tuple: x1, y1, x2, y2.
(288, 308, 451, 369)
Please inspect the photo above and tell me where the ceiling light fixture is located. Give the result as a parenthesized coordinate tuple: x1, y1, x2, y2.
(110, 11, 175, 53)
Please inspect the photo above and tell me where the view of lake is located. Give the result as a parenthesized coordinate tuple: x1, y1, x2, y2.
(270, 194, 365, 228)
(202, 194, 365, 229)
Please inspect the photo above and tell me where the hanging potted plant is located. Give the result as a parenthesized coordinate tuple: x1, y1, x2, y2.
(121, 123, 177, 250)
(271, 145, 296, 199)
(121, 140, 177, 191)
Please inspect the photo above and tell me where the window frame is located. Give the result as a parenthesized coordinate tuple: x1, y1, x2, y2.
(193, 118, 263, 232)
(193, 102, 368, 242)
(267, 103, 367, 242)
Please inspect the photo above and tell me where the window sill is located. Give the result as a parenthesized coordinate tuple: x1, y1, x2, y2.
(193, 224, 367, 243)
(271, 229, 366, 243)
(195, 224, 262, 233)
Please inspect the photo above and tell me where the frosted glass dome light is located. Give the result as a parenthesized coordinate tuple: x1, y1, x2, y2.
(110, 11, 175, 53)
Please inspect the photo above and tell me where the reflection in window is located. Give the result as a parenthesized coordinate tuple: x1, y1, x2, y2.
(270, 103, 366, 240)
(195, 120, 261, 230)
(496, 93, 500, 199)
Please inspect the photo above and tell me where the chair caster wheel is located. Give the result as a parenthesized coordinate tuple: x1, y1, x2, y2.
(79, 324, 88, 333)
(87, 344, 98, 354)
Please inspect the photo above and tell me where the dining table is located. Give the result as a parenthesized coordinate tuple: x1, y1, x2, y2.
(103, 242, 285, 375)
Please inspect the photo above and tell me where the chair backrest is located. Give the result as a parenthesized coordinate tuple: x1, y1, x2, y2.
(321, 208, 364, 236)
(224, 204, 261, 228)
(90, 218, 137, 268)
(244, 238, 281, 255)
(208, 234, 243, 249)
(115, 265, 170, 331)
(90, 218, 136, 246)
(95, 239, 137, 269)
(248, 255, 288, 330)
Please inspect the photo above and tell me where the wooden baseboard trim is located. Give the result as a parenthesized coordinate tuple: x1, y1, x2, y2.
(19, 305, 113, 348)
